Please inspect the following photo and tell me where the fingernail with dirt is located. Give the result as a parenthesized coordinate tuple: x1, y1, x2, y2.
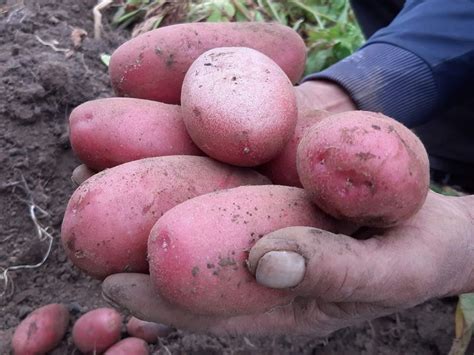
(255, 251, 305, 289)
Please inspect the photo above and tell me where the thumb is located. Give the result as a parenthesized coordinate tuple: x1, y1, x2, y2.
(71, 164, 96, 185)
(247, 226, 439, 306)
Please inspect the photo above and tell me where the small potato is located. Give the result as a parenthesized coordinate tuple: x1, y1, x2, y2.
(12, 304, 69, 355)
(126, 317, 172, 343)
(109, 22, 306, 103)
(259, 110, 330, 186)
(72, 308, 122, 354)
(297, 111, 430, 227)
(181, 47, 297, 167)
(61, 156, 269, 278)
(104, 338, 149, 355)
(148, 185, 338, 316)
(69, 98, 201, 170)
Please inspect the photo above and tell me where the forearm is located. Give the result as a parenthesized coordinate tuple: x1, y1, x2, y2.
(305, 0, 474, 127)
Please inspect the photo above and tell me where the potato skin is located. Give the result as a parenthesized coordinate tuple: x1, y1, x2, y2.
(61, 156, 270, 279)
(104, 338, 149, 355)
(181, 47, 297, 167)
(12, 303, 69, 355)
(297, 111, 430, 227)
(109, 22, 306, 103)
(69, 98, 201, 170)
(72, 308, 122, 354)
(126, 317, 172, 344)
(259, 110, 330, 186)
(148, 185, 338, 316)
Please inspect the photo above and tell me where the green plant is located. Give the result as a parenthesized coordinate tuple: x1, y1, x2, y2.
(111, 0, 364, 74)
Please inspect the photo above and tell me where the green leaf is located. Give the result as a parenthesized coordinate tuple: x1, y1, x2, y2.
(449, 294, 474, 355)
(152, 14, 165, 30)
(100, 53, 111, 67)
(460, 294, 474, 324)
(207, 8, 224, 22)
(333, 42, 352, 60)
(114, 8, 144, 26)
(254, 11, 265, 22)
(221, 0, 236, 18)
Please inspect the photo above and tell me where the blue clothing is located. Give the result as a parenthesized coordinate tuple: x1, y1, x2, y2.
(305, 0, 474, 184)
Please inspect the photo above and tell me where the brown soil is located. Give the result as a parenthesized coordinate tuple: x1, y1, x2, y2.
(0, 1, 456, 354)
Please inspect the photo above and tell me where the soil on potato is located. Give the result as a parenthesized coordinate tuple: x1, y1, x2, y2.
(0, 1, 456, 354)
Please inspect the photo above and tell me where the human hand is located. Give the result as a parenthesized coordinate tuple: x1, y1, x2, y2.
(102, 191, 474, 336)
(294, 80, 356, 117)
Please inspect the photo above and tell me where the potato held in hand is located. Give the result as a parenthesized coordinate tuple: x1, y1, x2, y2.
(181, 47, 297, 167)
(110, 22, 306, 103)
(148, 185, 338, 316)
(259, 110, 330, 187)
(69, 98, 201, 170)
(61, 156, 269, 279)
(297, 111, 430, 227)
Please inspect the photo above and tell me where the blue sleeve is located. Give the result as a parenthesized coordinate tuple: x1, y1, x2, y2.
(304, 0, 474, 127)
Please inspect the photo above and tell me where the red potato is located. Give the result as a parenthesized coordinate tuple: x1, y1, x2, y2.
(72, 308, 122, 354)
(61, 156, 270, 279)
(104, 338, 149, 355)
(12, 304, 69, 355)
(126, 317, 172, 344)
(297, 111, 430, 227)
(259, 110, 330, 186)
(148, 185, 338, 316)
(69, 98, 201, 171)
(109, 22, 306, 103)
(181, 47, 297, 167)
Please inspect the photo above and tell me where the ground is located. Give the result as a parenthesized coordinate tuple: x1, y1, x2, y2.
(0, 1, 457, 353)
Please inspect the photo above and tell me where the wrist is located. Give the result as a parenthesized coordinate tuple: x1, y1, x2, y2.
(295, 80, 357, 114)
(452, 195, 474, 294)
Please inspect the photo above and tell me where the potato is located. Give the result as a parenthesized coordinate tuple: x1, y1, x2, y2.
(126, 317, 172, 344)
(297, 111, 430, 227)
(109, 22, 306, 103)
(69, 98, 201, 170)
(104, 338, 149, 355)
(12, 304, 69, 355)
(259, 110, 330, 186)
(148, 185, 338, 316)
(181, 47, 297, 167)
(72, 308, 122, 354)
(61, 156, 270, 278)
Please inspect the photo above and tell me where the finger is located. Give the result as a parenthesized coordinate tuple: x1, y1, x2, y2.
(71, 164, 96, 185)
(248, 221, 460, 307)
(102, 273, 304, 336)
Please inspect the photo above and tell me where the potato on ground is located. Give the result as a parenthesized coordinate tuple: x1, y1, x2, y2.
(126, 317, 172, 343)
(12, 303, 69, 355)
(109, 22, 306, 103)
(259, 110, 330, 186)
(69, 98, 201, 170)
(297, 111, 430, 227)
(148, 185, 338, 316)
(104, 338, 149, 355)
(181, 47, 297, 167)
(61, 156, 269, 278)
(72, 308, 122, 354)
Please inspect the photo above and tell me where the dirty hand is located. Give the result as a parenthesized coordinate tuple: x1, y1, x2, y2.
(102, 191, 474, 336)
(294, 80, 356, 116)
